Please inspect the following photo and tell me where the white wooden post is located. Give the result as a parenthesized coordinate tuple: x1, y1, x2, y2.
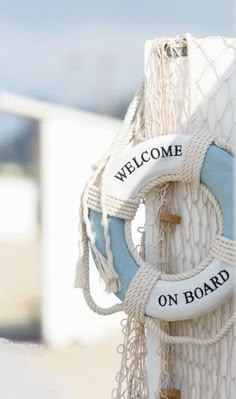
(144, 31, 235, 399)
(144, 41, 162, 398)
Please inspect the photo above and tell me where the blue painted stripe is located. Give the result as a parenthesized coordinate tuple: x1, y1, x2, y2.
(90, 211, 137, 301)
(201, 145, 235, 239)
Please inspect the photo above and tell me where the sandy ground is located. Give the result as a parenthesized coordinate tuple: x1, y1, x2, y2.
(0, 335, 122, 399)
(0, 240, 40, 324)
(0, 240, 123, 398)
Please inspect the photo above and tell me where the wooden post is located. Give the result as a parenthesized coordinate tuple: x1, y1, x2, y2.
(160, 389, 181, 399)
(144, 39, 162, 399)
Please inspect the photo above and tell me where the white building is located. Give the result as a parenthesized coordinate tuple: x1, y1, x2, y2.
(0, 92, 123, 346)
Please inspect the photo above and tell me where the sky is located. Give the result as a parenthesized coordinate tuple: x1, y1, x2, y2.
(0, 0, 234, 142)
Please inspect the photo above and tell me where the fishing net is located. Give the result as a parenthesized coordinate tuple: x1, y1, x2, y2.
(144, 35, 236, 398)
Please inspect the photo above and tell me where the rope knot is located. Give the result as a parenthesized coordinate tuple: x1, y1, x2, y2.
(180, 130, 215, 185)
(124, 264, 162, 322)
(210, 235, 236, 265)
(87, 185, 140, 221)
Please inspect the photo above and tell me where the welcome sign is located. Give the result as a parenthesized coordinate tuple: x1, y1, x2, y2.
(105, 135, 191, 199)
(114, 144, 183, 182)
(100, 132, 235, 322)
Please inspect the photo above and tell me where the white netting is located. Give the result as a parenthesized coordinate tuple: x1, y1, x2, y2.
(144, 35, 236, 399)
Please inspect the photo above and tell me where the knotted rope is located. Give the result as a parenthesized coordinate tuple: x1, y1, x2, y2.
(124, 264, 162, 322)
(180, 129, 215, 184)
(211, 235, 236, 266)
(87, 185, 139, 221)
(75, 70, 235, 399)
(76, 126, 235, 336)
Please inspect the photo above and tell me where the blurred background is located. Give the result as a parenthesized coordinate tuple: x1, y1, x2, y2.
(0, 0, 234, 397)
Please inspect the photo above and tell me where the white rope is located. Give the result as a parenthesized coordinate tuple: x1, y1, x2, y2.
(180, 129, 215, 184)
(87, 185, 140, 221)
(75, 36, 236, 399)
(146, 313, 236, 346)
(123, 264, 162, 322)
(76, 43, 236, 358)
(76, 131, 236, 344)
(99, 82, 144, 293)
(75, 83, 144, 294)
(210, 235, 236, 265)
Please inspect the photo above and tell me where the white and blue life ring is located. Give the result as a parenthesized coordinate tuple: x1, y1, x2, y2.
(89, 134, 235, 321)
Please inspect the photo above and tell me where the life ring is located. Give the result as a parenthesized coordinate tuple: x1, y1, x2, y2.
(88, 133, 235, 321)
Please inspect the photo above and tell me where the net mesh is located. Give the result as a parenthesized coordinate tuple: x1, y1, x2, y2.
(144, 36, 236, 398)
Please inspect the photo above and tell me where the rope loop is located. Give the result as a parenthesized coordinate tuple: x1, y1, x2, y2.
(87, 185, 140, 221)
(146, 314, 236, 346)
(75, 81, 236, 346)
(210, 235, 236, 265)
(180, 129, 215, 184)
(124, 264, 162, 322)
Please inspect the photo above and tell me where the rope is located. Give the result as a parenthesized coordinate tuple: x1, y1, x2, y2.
(123, 264, 162, 322)
(125, 221, 216, 282)
(75, 82, 144, 294)
(75, 36, 236, 399)
(180, 130, 215, 184)
(87, 185, 140, 221)
(76, 132, 235, 342)
(210, 235, 236, 265)
(99, 82, 144, 292)
(146, 313, 236, 346)
(76, 81, 235, 350)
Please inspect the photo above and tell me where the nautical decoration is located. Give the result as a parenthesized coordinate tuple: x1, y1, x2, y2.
(75, 35, 236, 399)
(77, 131, 235, 321)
